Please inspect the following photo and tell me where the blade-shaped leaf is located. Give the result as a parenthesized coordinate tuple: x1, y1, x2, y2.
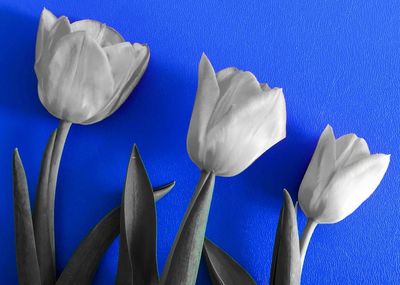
(33, 121, 71, 285)
(56, 207, 119, 285)
(13, 149, 41, 285)
(56, 182, 174, 285)
(161, 172, 215, 285)
(270, 190, 301, 285)
(116, 145, 159, 285)
(203, 238, 256, 285)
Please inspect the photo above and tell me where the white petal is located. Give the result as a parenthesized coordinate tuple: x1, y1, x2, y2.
(336, 134, 370, 169)
(82, 43, 150, 124)
(35, 16, 72, 79)
(187, 53, 220, 169)
(204, 88, 286, 176)
(216, 67, 238, 85)
(105, 43, 139, 94)
(260, 83, 271, 91)
(35, 8, 57, 65)
(209, 70, 264, 127)
(71, 20, 124, 47)
(299, 125, 336, 216)
(40, 31, 114, 123)
(336, 134, 357, 159)
(46, 16, 72, 52)
(317, 154, 390, 223)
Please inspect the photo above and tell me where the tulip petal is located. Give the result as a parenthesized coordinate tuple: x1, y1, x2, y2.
(35, 16, 72, 79)
(336, 134, 358, 160)
(71, 20, 125, 47)
(35, 8, 57, 65)
(216, 67, 238, 90)
(344, 138, 370, 167)
(40, 31, 114, 123)
(209, 71, 264, 128)
(82, 43, 150, 124)
(317, 154, 390, 224)
(187, 54, 220, 169)
(46, 16, 72, 53)
(336, 134, 370, 169)
(111, 43, 150, 108)
(104, 43, 139, 95)
(299, 125, 336, 217)
(205, 88, 286, 176)
(317, 125, 336, 186)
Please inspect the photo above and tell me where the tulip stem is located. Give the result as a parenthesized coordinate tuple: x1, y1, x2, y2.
(161, 171, 216, 285)
(33, 119, 72, 285)
(299, 218, 318, 270)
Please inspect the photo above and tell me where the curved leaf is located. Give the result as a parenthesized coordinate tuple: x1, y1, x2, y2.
(56, 182, 174, 285)
(13, 149, 41, 285)
(203, 238, 255, 285)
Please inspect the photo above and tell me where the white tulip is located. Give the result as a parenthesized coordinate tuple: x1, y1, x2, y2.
(299, 125, 390, 224)
(187, 54, 286, 177)
(34, 8, 150, 124)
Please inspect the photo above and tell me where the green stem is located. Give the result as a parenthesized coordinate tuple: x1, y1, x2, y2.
(299, 218, 318, 270)
(33, 120, 72, 285)
(161, 171, 215, 285)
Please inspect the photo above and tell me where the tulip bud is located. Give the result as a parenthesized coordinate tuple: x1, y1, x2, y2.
(34, 8, 150, 124)
(299, 125, 390, 224)
(187, 54, 286, 177)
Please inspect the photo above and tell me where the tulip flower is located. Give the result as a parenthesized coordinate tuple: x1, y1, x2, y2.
(31, 9, 150, 285)
(161, 54, 286, 285)
(298, 125, 390, 268)
(35, 8, 150, 124)
(187, 53, 286, 177)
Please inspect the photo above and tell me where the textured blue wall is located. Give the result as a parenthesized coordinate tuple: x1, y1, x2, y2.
(0, 1, 399, 284)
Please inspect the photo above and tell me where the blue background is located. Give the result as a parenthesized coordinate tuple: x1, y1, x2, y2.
(0, 1, 399, 284)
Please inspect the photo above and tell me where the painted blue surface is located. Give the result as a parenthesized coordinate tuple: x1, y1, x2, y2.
(0, 1, 399, 284)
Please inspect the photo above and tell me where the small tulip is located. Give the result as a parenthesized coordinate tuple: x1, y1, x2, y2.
(187, 54, 286, 177)
(34, 8, 150, 124)
(299, 125, 390, 224)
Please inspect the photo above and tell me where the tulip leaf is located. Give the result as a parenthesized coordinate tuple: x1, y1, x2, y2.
(33, 121, 71, 285)
(203, 238, 256, 285)
(115, 145, 159, 285)
(13, 149, 41, 285)
(56, 182, 174, 285)
(270, 190, 301, 285)
(56, 207, 119, 285)
(161, 172, 215, 285)
(153, 181, 176, 201)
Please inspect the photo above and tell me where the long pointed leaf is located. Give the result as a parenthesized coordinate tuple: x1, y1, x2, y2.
(161, 172, 215, 285)
(13, 149, 41, 285)
(116, 145, 159, 285)
(34, 121, 71, 285)
(269, 190, 301, 285)
(56, 182, 174, 285)
(203, 238, 255, 285)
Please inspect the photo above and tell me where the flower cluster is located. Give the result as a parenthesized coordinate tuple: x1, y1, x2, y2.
(10, 8, 391, 285)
